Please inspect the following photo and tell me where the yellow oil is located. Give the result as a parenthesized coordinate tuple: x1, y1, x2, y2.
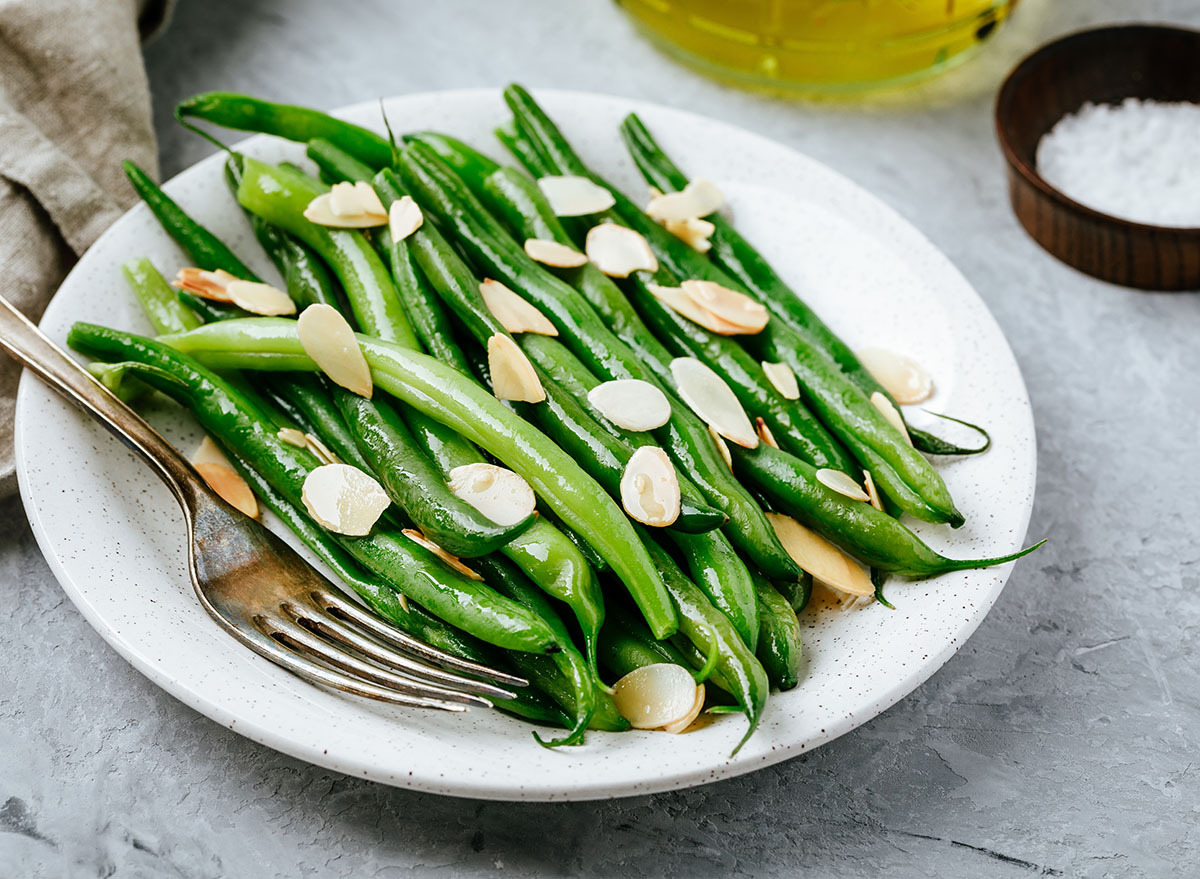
(616, 0, 1020, 95)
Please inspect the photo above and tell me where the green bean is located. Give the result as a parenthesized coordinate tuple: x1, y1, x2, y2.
(176, 92, 393, 168)
(307, 136, 375, 184)
(123, 160, 261, 281)
(752, 574, 804, 691)
(472, 553, 594, 746)
(732, 442, 1045, 577)
(121, 258, 202, 335)
(640, 534, 768, 754)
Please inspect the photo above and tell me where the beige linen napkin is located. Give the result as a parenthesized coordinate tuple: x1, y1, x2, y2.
(0, 0, 171, 498)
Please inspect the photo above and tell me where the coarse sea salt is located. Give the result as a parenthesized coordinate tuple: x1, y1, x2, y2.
(1036, 98, 1200, 228)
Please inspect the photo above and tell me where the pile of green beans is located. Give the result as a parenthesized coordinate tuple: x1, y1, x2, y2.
(73, 87, 1042, 754)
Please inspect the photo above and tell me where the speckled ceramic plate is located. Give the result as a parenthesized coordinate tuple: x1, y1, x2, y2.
(15, 89, 1036, 801)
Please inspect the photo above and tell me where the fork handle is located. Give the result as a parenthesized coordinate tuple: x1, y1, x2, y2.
(0, 295, 206, 508)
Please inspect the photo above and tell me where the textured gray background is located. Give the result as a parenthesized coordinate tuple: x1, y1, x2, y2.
(4, 0, 1200, 876)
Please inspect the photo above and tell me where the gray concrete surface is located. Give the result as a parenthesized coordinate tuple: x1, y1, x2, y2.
(4, 0, 1200, 875)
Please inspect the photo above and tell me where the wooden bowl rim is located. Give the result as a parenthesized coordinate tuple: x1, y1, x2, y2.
(994, 23, 1200, 238)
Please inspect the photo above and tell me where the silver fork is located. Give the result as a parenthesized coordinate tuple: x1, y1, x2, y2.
(0, 294, 525, 712)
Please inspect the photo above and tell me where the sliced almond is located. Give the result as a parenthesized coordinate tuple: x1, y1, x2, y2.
(663, 684, 706, 734)
(585, 223, 658, 278)
(225, 280, 296, 316)
(670, 357, 757, 449)
(401, 529, 483, 581)
(190, 437, 259, 518)
(448, 463, 536, 527)
(857, 348, 934, 405)
(663, 217, 714, 253)
(767, 512, 873, 598)
(680, 280, 768, 333)
(303, 182, 387, 228)
(648, 283, 747, 336)
(646, 179, 724, 222)
(174, 267, 238, 302)
(523, 238, 588, 268)
(537, 175, 615, 216)
(174, 269, 295, 316)
(870, 391, 912, 446)
(194, 463, 259, 518)
(487, 333, 545, 403)
(301, 463, 390, 536)
(587, 379, 671, 432)
(304, 432, 340, 466)
(388, 196, 423, 241)
(708, 425, 733, 471)
(816, 468, 870, 502)
(191, 435, 231, 469)
(755, 417, 779, 449)
(297, 304, 373, 398)
(619, 447, 681, 527)
(479, 279, 558, 336)
(277, 427, 308, 448)
(863, 469, 883, 512)
(611, 663, 699, 730)
(762, 361, 800, 400)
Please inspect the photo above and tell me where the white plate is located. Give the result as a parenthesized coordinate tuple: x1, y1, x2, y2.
(15, 89, 1036, 801)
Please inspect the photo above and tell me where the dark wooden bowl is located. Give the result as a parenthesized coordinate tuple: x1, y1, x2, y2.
(995, 25, 1200, 291)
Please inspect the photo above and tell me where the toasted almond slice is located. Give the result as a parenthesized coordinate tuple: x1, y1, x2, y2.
(487, 333, 546, 403)
(646, 179, 724, 222)
(663, 684, 706, 734)
(224, 280, 296, 316)
(863, 469, 884, 512)
(448, 463, 536, 527)
(523, 238, 588, 268)
(174, 267, 238, 302)
(671, 357, 757, 449)
(388, 196, 423, 241)
(537, 175, 615, 216)
(480, 279, 558, 336)
(347, 181, 386, 217)
(816, 468, 870, 502)
(297, 304, 373, 398)
(277, 427, 308, 448)
(585, 223, 658, 278)
(680, 280, 768, 333)
(708, 425, 733, 470)
(767, 512, 872, 597)
(762, 361, 800, 400)
(648, 283, 747, 335)
(191, 435, 231, 469)
(401, 529, 483, 581)
(304, 432, 340, 466)
(870, 391, 912, 446)
(301, 463, 389, 536)
(588, 379, 671, 432)
(756, 417, 779, 449)
(857, 348, 934, 404)
(194, 463, 259, 518)
(663, 217, 714, 253)
(190, 436, 260, 519)
(303, 183, 387, 228)
(611, 663, 699, 730)
(620, 447, 681, 527)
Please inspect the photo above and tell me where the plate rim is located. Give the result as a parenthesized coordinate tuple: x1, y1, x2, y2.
(15, 86, 1036, 801)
